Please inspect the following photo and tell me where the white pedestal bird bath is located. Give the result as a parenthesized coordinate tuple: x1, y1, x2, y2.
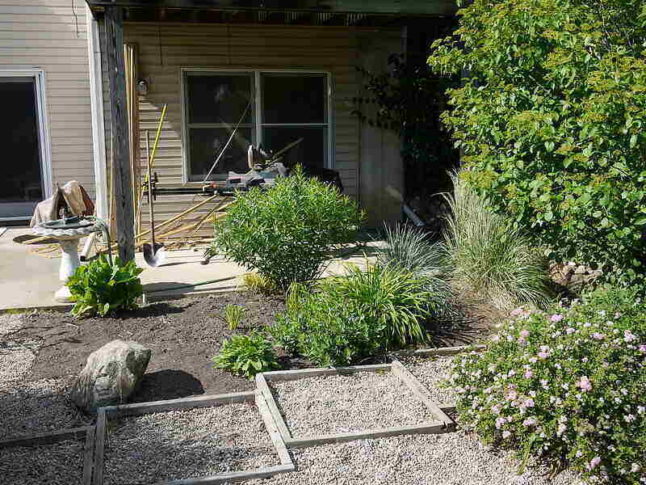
(33, 217, 102, 302)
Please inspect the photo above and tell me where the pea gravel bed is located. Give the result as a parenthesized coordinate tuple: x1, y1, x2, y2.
(103, 403, 280, 485)
(248, 431, 582, 485)
(0, 377, 88, 440)
(0, 439, 85, 485)
(271, 371, 434, 437)
(402, 356, 458, 405)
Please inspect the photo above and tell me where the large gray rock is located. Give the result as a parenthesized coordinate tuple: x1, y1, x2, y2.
(70, 340, 151, 412)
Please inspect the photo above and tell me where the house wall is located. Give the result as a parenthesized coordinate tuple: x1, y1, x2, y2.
(121, 22, 403, 229)
(0, 0, 95, 198)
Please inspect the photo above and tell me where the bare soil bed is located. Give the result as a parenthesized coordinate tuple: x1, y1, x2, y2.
(103, 403, 279, 485)
(248, 432, 582, 485)
(11, 293, 285, 401)
(401, 356, 458, 405)
(0, 439, 86, 485)
(271, 371, 434, 437)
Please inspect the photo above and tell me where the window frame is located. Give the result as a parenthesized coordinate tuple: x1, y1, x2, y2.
(180, 68, 333, 183)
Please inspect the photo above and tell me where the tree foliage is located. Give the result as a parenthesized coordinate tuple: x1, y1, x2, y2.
(429, 0, 646, 285)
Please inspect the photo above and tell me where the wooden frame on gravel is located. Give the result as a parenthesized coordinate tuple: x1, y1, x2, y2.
(0, 426, 95, 485)
(93, 391, 295, 485)
(256, 363, 456, 449)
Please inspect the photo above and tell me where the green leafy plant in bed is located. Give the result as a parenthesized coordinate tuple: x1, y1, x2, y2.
(428, 0, 646, 286)
(272, 264, 446, 366)
(211, 167, 363, 291)
(213, 333, 279, 379)
(452, 287, 645, 483)
(223, 304, 245, 331)
(67, 255, 143, 317)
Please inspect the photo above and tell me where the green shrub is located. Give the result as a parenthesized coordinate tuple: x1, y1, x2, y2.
(272, 264, 444, 366)
(212, 168, 363, 291)
(223, 304, 245, 331)
(67, 255, 143, 317)
(428, 0, 646, 285)
(443, 174, 550, 310)
(452, 287, 645, 483)
(212, 333, 279, 379)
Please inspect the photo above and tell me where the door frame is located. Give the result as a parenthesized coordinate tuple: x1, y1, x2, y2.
(0, 68, 53, 221)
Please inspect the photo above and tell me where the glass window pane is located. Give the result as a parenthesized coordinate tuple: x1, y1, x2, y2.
(262, 126, 326, 169)
(188, 127, 252, 180)
(262, 74, 326, 124)
(186, 74, 252, 124)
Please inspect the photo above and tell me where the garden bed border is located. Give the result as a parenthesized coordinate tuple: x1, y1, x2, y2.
(256, 363, 456, 449)
(93, 390, 295, 485)
(0, 426, 95, 485)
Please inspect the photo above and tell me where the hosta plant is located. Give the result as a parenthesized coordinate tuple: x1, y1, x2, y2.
(452, 287, 645, 483)
(67, 255, 143, 317)
(212, 333, 279, 379)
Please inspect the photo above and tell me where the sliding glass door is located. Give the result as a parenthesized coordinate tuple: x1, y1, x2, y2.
(0, 75, 46, 220)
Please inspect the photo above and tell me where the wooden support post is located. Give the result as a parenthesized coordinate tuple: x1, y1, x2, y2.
(105, 5, 135, 262)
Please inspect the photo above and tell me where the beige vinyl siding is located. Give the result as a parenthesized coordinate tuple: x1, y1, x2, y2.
(120, 22, 401, 232)
(0, 0, 95, 198)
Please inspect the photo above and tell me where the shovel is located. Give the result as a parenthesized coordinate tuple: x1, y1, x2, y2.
(143, 131, 165, 267)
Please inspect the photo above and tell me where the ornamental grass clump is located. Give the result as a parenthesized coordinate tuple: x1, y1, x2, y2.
(211, 168, 363, 291)
(443, 173, 550, 310)
(453, 287, 645, 483)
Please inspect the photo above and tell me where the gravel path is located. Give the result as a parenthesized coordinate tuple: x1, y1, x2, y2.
(272, 371, 434, 437)
(0, 344, 36, 389)
(402, 356, 457, 405)
(0, 313, 24, 339)
(0, 439, 85, 485)
(249, 431, 582, 485)
(104, 403, 279, 485)
(0, 378, 88, 439)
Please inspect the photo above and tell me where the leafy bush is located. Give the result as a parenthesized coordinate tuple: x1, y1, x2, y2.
(223, 304, 245, 331)
(452, 287, 645, 483)
(67, 255, 143, 317)
(271, 264, 444, 366)
(212, 168, 363, 291)
(443, 174, 550, 310)
(428, 0, 646, 285)
(212, 333, 279, 379)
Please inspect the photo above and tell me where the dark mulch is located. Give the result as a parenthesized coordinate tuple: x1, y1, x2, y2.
(14, 293, 285, 402)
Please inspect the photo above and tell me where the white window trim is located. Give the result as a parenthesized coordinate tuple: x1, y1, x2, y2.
(0, 68, 53, 221)
(180, 68, 334, 184)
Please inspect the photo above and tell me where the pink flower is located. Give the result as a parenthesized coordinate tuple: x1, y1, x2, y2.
(557, 423, 567, 436)
(566, 327, 576, 334)
(520, 398, 535, 409)
(502, 430, 511, 439)
(588, 457, 601, 470)
(624, 330, 637, 343)
(550, 314, 564, 322)
(639, 345, 646, 353)
(576, 376, 592, 392)
(591, 332, 605, 340)
(505, 389, 518, 401)
(519, 329, 530, 338)
(524, 370, 533, 379)
(537, 345, 551, 359)
(523, 417, 537, 427)
(511, 308, 524, 317)
(495, 417, 506, 429)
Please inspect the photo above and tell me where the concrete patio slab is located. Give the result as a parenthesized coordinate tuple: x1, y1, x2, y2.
(0, 228, 378, 311)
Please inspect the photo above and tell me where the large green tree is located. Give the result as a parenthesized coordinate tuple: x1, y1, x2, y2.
(429, 0, 646, 284)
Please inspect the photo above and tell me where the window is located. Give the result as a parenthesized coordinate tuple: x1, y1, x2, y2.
(183, 70, 330, 182)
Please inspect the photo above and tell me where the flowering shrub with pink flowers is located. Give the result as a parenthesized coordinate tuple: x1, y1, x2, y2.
(452, 287, 645, 483)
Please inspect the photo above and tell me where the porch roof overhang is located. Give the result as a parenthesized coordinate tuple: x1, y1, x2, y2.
(85, 1, 457, 25)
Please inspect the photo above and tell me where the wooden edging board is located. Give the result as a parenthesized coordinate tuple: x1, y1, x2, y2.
(93, 391, 294, 485)
(0, 426, 95, 485)
(393, 344, 486, 358)
(256, 362, 456, 449)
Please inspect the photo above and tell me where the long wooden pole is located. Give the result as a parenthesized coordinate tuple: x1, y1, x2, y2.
(105, 5, 134, 262)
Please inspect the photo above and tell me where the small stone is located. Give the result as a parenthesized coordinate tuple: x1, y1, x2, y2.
(70, 340, 151, 413)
